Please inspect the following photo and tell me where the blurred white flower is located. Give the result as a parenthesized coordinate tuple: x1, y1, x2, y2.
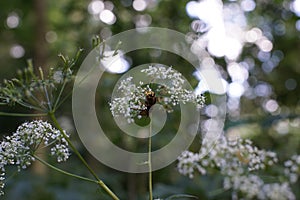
(53, 70, 64, 83)
(176, 136, 296, 199)
(284, 155, 300, 184)
(259, 182, 295, 200)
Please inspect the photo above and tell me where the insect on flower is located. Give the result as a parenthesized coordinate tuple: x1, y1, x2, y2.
(139, 86, 174, 117)
(109, 65, 206, 122)
(139, 90, 157, 117)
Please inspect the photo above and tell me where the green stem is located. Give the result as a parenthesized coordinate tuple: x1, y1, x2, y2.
(17, 100, 46, 112)
(33, 155, 97, 184)
(48, 112, 119, 200)
(29, 92, 48, 110)
(43, 85, 52, 111)
(54, 64, 98, 110)
(148, 121, 153, 200)
(0, 112, 47, 117)
(53, 80, 67, 110)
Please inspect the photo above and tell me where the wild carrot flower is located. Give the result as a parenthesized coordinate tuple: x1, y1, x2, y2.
(109, 65, 205, 122)
(177, 136, 297, 199)
(178, 136, 278, 178)
(0, 120, 70, 195)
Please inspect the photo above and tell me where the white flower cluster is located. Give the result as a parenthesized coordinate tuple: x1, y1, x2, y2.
(178, 137, 278, 178)
(284, 155, 300, 183)
(0, 173, 4, 196)
(224, 174, 263, 199)
(109, 77, 148, 123)
(259, 182, 295, 200)
(141, 66, 205, 108)
(109, 65, 205, 122)
(177, 150, 206, 179)
(224, 175, 295, 200)
(177, 136, 296, 200)
(0, 120, 70, 195)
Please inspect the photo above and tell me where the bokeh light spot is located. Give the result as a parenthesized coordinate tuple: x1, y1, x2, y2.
(257, 39, 273, 52)
(6, 12, 20, 29)
(241, 0, 256, 12)
(274, 120, 289, 135)
(88, 0, 105, 14)
(228, 82, 245, 98)
(227, 62, 249, 83)
(99, 10, 116, 25)
(133, 0, 147, 11)
(274, 20, 286, 36)
(10, 44, 25, 58)
(285, 79, 297, 90)
(264, 99, 279, 113)
(186, 1, 201, 18)
(245, 29, 259, 43)
(45, 31, 58, 43)
(100, 51, 130, 74)
(104, 1, 114, 11)
(291, 0, 300, 16)
(254, 83, 272, 97)
(205, 104, 219, 117)
(134, 14, 152, 28)
(295, 19, 300, 31)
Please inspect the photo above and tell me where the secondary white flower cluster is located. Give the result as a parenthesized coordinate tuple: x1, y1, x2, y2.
(177, 137, 278, 178)
(0, 173, 4, 196)
(0, 120, 70, 195)
(224, 175, 295, 200)
(284, 155, 300, 183)
(109, 65, 205, 123)
(177, 136, 297, 200)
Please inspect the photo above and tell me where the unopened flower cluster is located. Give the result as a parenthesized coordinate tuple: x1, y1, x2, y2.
(0, 120, 70, 195)
(109, 65, 205, 123)
(0, 51, 81, 112)
(177, 136, 297, 199)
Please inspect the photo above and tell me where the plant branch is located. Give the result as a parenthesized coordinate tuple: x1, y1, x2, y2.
(33, 155, 97, 184)
(0, 112, 47, 117)
(53, 80, 67, 111)
(148, 121, 153, 200)
(48, 112, 119, 200)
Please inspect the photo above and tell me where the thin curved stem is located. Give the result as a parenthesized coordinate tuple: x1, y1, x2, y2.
(34, 155, 97, 184)
(43, 85, 52, 111)
(29, 92, 49, 110)
(17, 100, 46, 112)
(54, 64, 98, 110)
(48, 112, 119, 200)
(148, 121, 153, 200)
(0, 112, 47, 117)
(53, 80, 67, 111)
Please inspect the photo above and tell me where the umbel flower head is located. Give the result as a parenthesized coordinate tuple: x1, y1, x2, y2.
(109, 65, 205, 123)
(177, 136, 278, 179)
(177, 136, 298, 200)
(0, 120, 70, 195)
